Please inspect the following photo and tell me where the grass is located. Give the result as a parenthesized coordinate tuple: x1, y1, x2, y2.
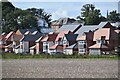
(1, 52, 120, 60)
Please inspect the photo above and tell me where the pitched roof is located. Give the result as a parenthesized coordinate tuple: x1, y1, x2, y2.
(57, 24, 81, 33)
(75, 25, 98, 38)
(41, 34, 58, 42)
(21, 32, 43, 41)
(30, 45, 36, 49)
(75, 22, 111, 39)
(47, 34, 58, 41)
(89, 44, 108, 49)
(97, 22, 109, 28)
(18, 28, 38, 35)
(65, 43, 78, 49)
(49, 45, 63, 50)
(0, 34, 7, 41)
(55, 31, 71, 41)
(41, 36, 49, 42)
(93, 28, 110, 41)
(114, 30, 120, 34)
(5, 32, 13, 39)
(65, 34, 78, 41)
(35, 36, 43, 42)
(13, 34, 23, 41)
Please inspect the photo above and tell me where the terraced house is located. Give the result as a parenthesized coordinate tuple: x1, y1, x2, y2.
(0, 21, 119, 55)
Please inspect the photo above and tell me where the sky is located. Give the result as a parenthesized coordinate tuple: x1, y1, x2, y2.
(9, 0, 119, 21)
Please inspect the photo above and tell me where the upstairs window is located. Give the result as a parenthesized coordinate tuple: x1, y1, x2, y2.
(96, 39, 105, 44)
(79, 40, 85, 44)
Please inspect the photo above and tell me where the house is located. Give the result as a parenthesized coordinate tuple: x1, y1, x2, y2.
(57, 24, 81, 33)
(76, 22, 114, 38)
(89, 28, 118, 55)
(75, 22, 114, 55)
(4, 31, 15, 52)
(54, 31, 73, 45)
(50, 21, 62, 33)
(62, 34, 78, 54)
(51, 18, 77, 32)
(41, 34, 58, 54)
(63, 34, 78, 45)
(20, 32, 43, 54)
(77, 31, 94, 55)
(49, 31, 74, 54)
(38, 19, 54, 34)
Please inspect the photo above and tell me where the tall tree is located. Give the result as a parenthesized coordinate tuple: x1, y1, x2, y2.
(27, 8, 52, 26)
(2, 1, 52, 33)
(2, 9, 38, 33)
(80, 4, 103, 25)
(2, 0, 15, 19)
(107, 10, 120, 22)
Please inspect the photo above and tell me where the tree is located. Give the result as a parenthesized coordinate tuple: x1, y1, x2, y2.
(2, 9, 38, 33)
(2, 0, 15, 19)
(107, 10, 120, 22)
(80, 4, 103, 25)
(76, 16, 84, 23)
(2, 1, 52, 33)
(27, 8, 52, 26)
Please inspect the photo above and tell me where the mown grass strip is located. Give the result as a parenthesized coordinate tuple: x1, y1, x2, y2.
(1, 52, 120, 60)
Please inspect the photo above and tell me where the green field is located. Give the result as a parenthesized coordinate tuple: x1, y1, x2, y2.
(1, 52, 120, 60)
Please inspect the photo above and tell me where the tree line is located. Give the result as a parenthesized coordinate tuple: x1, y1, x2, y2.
(2, 1, 120, 33)
(2, 1, 51, 33)
(77, 4, 120, 25)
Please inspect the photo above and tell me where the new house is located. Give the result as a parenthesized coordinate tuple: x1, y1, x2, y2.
(49, 31, 74, 54)
(20, 32, 43, 54)
(89, 28, 118, 55)
(41, 34, 58, 54)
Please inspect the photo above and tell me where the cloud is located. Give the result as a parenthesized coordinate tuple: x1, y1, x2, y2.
(52, 8, 69, 20)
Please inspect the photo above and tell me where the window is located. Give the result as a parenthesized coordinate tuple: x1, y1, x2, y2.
(63, 40, 67, 44)
(96, 39, 105, 44)
(54, 41, 58, 45)
(79, 49, 85, 52)
(43, 45, 48, 50)
(79, 41, 85, 44)
(101, 40, 105, 44)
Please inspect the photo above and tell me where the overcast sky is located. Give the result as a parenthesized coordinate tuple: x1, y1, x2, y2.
(9, 0, 119, 20)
